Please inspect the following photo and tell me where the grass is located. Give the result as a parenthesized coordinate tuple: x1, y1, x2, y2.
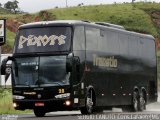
(0, 88, 31, 114)
(0, 2, 160, 49)
(135, 2, 160, 13)
(47, 3, 158, 36)
(157, 50, 160, 56)
(0, 7, 12, 15)
(6, 29, 16, 48)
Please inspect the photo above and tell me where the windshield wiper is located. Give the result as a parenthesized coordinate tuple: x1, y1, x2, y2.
(39, 82, 63, 87)
(15, 84, 31, 87)
(52, 82, 62, 86)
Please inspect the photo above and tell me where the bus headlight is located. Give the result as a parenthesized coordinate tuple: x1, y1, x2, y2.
(13, 102, 18, 108)
(65, 100, 71, 106)
(55, 93, 70, 99)
(13, 95, 25, 100)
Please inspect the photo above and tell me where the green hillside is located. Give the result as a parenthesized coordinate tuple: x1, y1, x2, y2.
(10, 2, 159, 37)
(46, 2, 160, 37)
(1, 2, 160, 50)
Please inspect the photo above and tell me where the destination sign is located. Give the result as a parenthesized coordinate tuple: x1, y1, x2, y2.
(14, 27, 71, 53)
(18, 35, 66, 49)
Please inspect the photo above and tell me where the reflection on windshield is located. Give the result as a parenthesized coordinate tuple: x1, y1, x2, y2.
(12, 56, 70, 87)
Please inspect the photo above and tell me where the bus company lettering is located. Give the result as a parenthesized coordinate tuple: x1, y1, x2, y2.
(18, 35, 66, 49)
(93, 54, 118, 68)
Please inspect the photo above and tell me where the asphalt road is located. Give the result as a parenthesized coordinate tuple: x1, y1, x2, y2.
(1, 105, 160, 120)
(1, 93, 160, 120)
(2, 109, 160, 120)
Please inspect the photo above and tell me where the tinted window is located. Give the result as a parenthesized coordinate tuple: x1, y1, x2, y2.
(119, 33, 128, 56)
(138, 38, 156, 61)
(86, 27, 100, 51)
(73, 26, 85, 50)
(128, 36, 138, 57)
(106, 31, 119, 54)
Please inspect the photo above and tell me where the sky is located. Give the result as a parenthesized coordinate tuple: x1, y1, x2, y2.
(0, 0, 159, 13)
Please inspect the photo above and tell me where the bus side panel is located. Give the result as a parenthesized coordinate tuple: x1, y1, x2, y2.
(84, 26, 157, 108)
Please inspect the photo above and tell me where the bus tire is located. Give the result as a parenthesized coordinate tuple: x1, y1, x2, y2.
(80, 89, 94, 114)
(139, 91, 146, 111)
(33, 108, 46, 117)
(132, 91, 139, 112)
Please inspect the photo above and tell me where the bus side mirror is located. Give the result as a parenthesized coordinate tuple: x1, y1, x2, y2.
(66, 57, 73, 72)
(1, 58, 8, 75)
(1, 56, 13, 75)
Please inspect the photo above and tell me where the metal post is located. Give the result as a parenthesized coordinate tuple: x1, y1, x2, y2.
(0, 46, 1, 87)
(66, 0, 68, 7)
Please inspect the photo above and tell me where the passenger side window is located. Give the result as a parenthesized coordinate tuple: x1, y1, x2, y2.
(86, 27, 100, 51)
(119, 33, 129, 56)
(128, 36, 138, 58)
(73, 26, 85, 50)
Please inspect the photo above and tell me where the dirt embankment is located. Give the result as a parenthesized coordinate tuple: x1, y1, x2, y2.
(6, 18, 23, 33)
(156, 39, 160, 49)
(6, 11, 56, 33)
(152, 11, 160, 27)
(151, 11, 160, 49)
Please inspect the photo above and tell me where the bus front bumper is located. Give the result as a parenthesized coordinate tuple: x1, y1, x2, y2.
(13, 98, 78, 111)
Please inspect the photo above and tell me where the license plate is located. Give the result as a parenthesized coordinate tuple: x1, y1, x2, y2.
(35, 102, 44, 106)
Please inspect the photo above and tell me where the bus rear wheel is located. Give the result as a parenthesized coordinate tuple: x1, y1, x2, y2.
(132, 91, 139, 112)
(80, 89, 94, 114)
(139, 92, 146, 111)
(33, 108, 46, 117)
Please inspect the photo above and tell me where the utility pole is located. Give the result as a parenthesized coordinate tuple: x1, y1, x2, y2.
(132, 0, 135, 3)
(132, 0, 136, 10)
(66, 0, 68, 8)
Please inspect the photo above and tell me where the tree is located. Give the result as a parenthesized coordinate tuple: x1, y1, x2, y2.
(78, 3, 84, 7)
(0, 3, 2, 7)
(12, 0, 19, 13)
(4, 0, 19, 14)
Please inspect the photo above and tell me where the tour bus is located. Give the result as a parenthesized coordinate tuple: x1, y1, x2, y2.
(1, 20, 157, 117)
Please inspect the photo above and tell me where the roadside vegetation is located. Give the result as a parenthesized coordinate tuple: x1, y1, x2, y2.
(47, 3, 158, 36)
(0, 88, 31, 114)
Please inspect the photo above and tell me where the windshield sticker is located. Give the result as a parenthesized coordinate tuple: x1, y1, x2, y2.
(21, 62, 38, 66)
(18, 35, 66, 49)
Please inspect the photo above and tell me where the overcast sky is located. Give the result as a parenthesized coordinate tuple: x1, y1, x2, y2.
(0, 0, 159, 13)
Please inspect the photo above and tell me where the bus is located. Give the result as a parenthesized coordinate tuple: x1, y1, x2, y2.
(1, 20, 157, 117)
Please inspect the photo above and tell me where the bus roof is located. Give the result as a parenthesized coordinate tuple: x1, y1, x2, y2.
(19, 20, 155, 40)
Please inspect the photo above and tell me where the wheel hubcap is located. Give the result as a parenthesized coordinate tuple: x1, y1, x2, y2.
(86, 92, 93, 113)
(133, 92, 138, 111)
(134, 98, 138, 110)
(140, 96, 145, 110)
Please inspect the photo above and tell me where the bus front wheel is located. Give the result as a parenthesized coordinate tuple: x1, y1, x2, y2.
(80, 89, 94, 114)
(33, 108, 46, 117)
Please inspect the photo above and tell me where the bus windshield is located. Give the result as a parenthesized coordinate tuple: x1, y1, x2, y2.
(14, 27, 72, 53)
(12, 56, 70, 87)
